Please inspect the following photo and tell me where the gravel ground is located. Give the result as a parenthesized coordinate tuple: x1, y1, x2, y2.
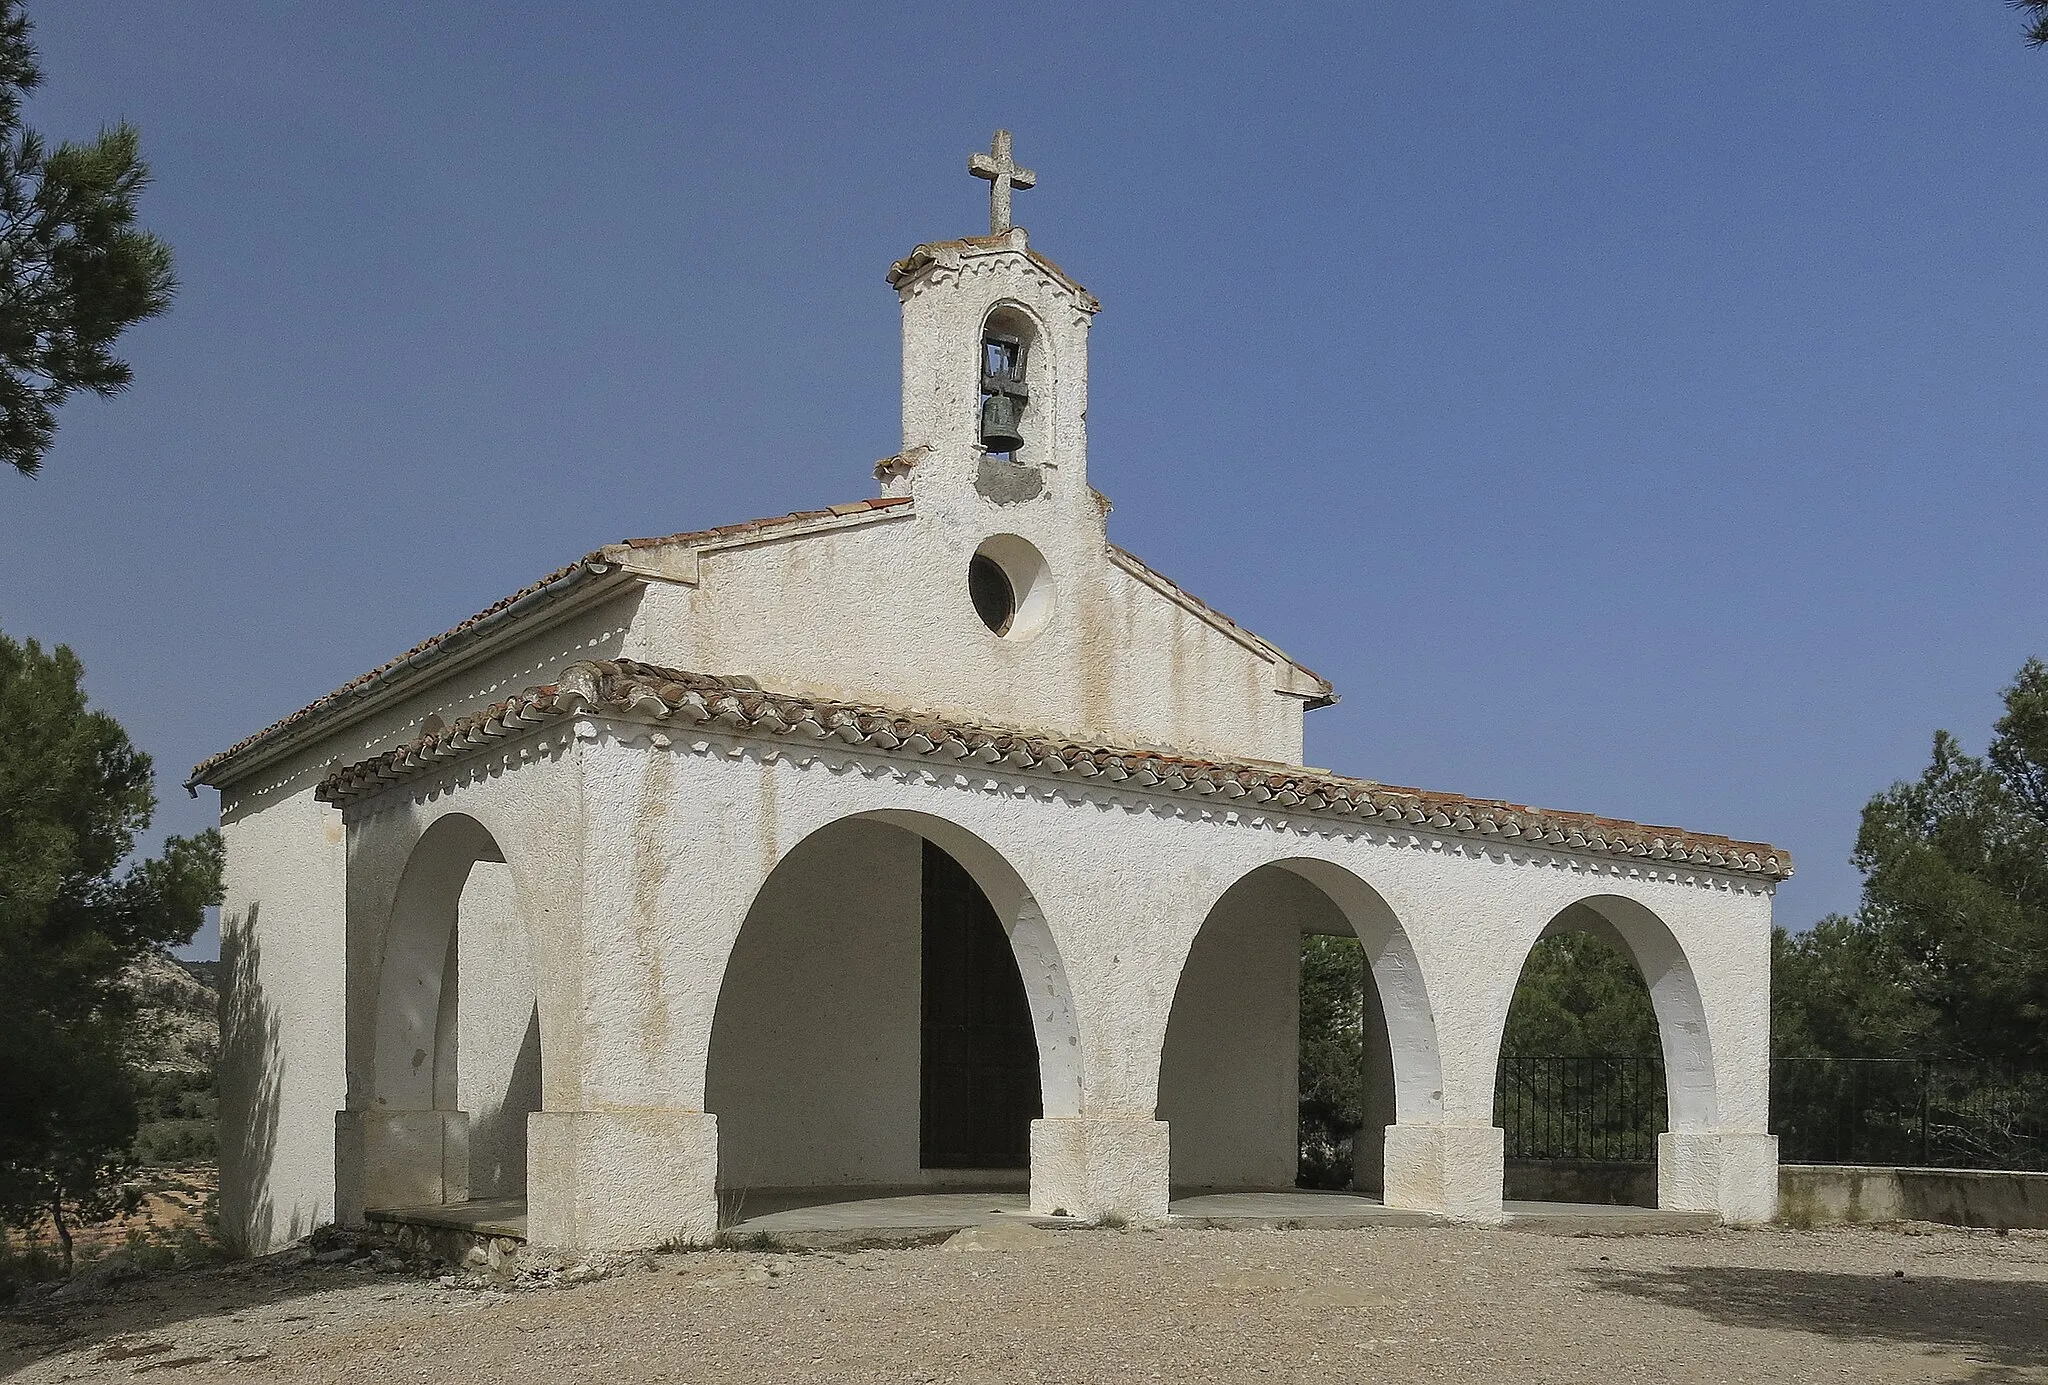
(5, 1221, 2046, 1384)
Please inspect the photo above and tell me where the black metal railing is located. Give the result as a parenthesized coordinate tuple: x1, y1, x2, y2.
(1771, 1058, 2048, 1171)
(1495, 1055, 2048, 1169)
(1495, 1056, 1664, 1162)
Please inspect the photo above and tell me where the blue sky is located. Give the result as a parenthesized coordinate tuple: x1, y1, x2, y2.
(1, 4, 2042, 961)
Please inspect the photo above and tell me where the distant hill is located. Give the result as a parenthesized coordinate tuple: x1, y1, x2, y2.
(124, 951, 219, 1074)
(122, 953, 221, 1166)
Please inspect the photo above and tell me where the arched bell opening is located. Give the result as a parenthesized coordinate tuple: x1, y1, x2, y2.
(1492, 896, 1717, 1210)
(977, 303, 1040, 461)
(704, 811, 1078, 1223)
(362, 813, 543, 1214)
(1157, 859, 1442, 1200)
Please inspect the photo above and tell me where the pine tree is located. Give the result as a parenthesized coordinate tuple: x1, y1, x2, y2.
(0, 0, 174, 479)
(2020, 1, 2048, 47)
(0, 631, 220, 1270)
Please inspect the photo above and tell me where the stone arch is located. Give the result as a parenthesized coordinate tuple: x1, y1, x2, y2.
(363, 811, 544, 1209)
(1489, 893, 1718, 1210)
(1522, 894, 1719, 1133)
(704, 807, 1081, 1198)
(861, 809, 1082, 1119)
(978, 298, 1050, 460)
(1157, 856, 1443, 1195)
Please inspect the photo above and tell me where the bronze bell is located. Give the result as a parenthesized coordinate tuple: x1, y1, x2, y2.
(980, 392, 1025, 454)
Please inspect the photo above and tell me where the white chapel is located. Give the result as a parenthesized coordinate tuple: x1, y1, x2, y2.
(193, 133, 1791, 1254)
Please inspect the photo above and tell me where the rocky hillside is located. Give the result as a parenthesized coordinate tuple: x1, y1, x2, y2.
(121, 953, 221, 1165)
(122, 952, 219, 1075)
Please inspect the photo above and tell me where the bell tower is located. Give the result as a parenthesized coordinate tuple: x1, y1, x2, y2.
(881, 131, 1100, 519)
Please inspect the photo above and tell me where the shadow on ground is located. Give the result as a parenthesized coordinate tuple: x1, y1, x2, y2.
(1581, 1263, 2048, 1378)
(0, 1225, 453, 1378)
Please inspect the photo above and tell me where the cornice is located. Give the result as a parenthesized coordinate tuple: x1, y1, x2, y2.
(318, 659, 1793, 883)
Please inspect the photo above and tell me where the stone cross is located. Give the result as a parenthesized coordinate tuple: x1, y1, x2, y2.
(969, 130, 1036, 235)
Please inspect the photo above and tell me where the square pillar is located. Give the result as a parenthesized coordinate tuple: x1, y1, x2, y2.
(1030, 1117, 1170, 1224)
(335, 1109, 470, 1225)
(1382, 1123, 1503, 1223)
(1659, 1130, 1778, 1224)
(527, 1109, 718, 1252)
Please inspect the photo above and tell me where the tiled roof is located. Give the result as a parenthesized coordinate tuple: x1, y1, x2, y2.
(186, 554, 616, 792)
(186, 498, 913, 791)
(618, 496, 909, 552)
(317, 658, 1793, 880)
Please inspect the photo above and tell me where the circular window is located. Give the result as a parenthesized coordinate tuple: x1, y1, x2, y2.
(968, 553, 1015, 634)
(967, 535, 1054, 640)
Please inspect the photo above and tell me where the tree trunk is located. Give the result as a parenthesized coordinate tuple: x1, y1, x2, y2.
(51, 1199, 72, 1274)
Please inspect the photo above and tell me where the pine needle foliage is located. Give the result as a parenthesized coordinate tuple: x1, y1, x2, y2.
(1846, 658, 2048, 1067)
(1501, 933, 1660, 1059)
(0, 0, 174, 479)
(1771, 659, 2048, 1067)
(2020, 0, 2048, 47)
(0, 630, 221, 1271)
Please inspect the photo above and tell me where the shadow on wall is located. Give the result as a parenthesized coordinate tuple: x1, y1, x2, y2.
(216, 904, 286, 1256)
(468, 1007, 540, 1198)
(1582, 1264, 2048, 1374)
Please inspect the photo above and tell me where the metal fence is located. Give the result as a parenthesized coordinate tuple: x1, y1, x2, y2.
(1495, 1055, 2048, 1169)
(1771, 1058, 2048, 1171)
(1495, 1056, 1665, 1162)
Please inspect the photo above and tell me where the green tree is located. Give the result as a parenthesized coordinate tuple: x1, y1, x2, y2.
(1501, 933, 1659, 1058)
(0, 0, 174, 479)
(1770, 916, 1931, 1060)
(1298, 934, 1365, 1187)
(0, 632, 221, 1270)
(1845, 658, 2048, 1067)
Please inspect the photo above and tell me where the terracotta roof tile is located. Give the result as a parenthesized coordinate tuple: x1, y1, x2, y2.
(317, 658, 1793, 880)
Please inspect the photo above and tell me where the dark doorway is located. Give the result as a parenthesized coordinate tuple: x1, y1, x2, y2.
(920, 840, 1041, 1168)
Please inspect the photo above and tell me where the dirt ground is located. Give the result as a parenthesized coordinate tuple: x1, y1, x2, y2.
(5, 1221, 2046, 1384)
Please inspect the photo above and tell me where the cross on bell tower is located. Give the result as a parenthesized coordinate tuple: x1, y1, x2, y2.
(969, 130, 1035, 235)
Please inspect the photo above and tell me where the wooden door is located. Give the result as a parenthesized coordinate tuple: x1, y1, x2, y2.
(920, 841, 1042, 1168)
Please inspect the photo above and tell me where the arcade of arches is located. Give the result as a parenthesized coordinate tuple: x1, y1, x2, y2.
(327, 762, 1783, 1254)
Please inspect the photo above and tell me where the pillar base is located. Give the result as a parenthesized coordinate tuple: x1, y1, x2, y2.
(1030, 1117, 1170, 1224)
(1659, 1130, 1778, 1223)
(1382, 1123, 1503, 1223)
(335, 1109, 469, 1226)
(527, 1108, 717, 1252)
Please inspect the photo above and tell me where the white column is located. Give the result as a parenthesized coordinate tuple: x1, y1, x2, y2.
(1382, 1123, 1505, 1223)
(1030, 1117, 1170, 1223)
(527, 1109, 719, 1250)
(1659, 1130, 1779, 1223)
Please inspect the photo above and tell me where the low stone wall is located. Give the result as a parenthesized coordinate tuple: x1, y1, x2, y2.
(1503, 1159, 1657, 1208)
(1778, 1165, 2048, 1230)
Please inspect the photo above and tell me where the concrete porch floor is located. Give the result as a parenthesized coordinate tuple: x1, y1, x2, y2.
(364, 1189, 1716, 1248)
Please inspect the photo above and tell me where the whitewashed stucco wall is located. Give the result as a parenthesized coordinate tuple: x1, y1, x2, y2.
(211, 219, 1779, 1252)
(704, 818, 926, 1191)
(538, 719, 1771, 1232)
(622, 507, 1310, 768)
(1157, 867, 1329, 1191)
(212, 593, 637, 1251)
(453, 861, 540, 1200)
